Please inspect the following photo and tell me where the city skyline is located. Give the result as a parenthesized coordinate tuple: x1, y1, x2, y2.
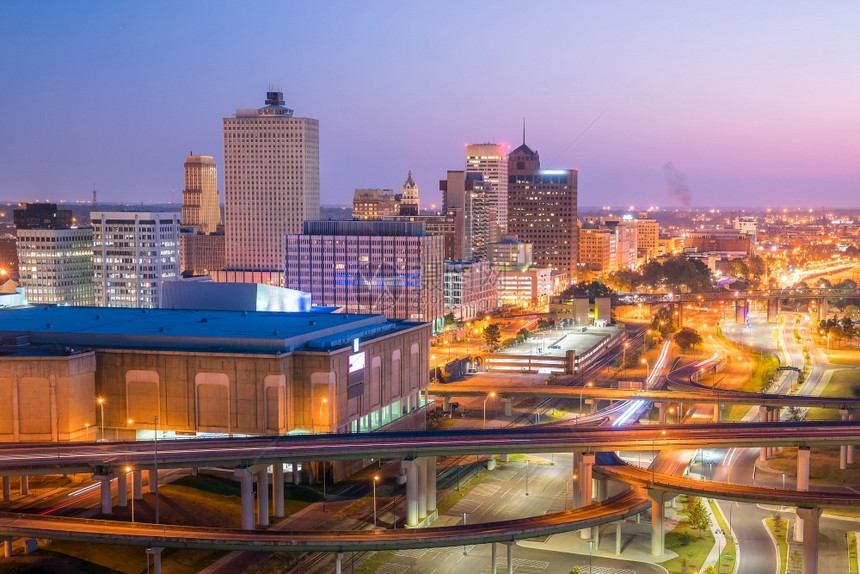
(1, 2, 859, 209)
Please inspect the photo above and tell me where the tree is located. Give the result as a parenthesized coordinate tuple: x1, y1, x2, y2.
(517, 327, 531, 341)
(443, 312, 457, 327)
(561, 279, 614, 301)
(727, 258, 749, 280)
(569, 567, 583, 574)
(703, 566, 718, 574)
(482, 324, 501, 349)
(674, 328, 703, 351)
(785, 405, 803, 422)
(650, 306, 675, 336)
(772, 512, 783, 532)
(686, 496, 712, 534)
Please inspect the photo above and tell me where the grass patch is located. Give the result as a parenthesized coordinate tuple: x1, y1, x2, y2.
(506, 454, 555, 466)
(662, 496, 715, 574)
(355, 551, 397, 574)
(806, 369, 860, 420)
(714, 325, 777, 393)
(766, 516, 789, 574)
(765, 447, 860, 486)
(40, 543, 226, 574)
(710, 500, 736, 574)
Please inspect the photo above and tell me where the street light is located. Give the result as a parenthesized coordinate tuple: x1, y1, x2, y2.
(97, 397, 105, 440)
(622, 341, 630, 378)
(579, 382, 593, 414)
(482, 392, 496, 429)
(372, 475, 380, 527)
(641, 358, 650, 379)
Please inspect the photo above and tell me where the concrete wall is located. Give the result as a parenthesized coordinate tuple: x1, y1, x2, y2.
(0, 351, 96, 442)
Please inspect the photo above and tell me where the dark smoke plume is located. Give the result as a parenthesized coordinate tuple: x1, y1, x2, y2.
(663, 162, 692, 209)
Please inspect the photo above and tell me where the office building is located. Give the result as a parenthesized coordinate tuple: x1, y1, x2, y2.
(382, 214, 459, 260)
(440, 170, 489, 261)
(579, 226, 617, 273)
(495, 265, 553, 309)
(14, 203, 73, 230)
(507, 141, 578, 277)
(285, 220, 444, 329)
(182, 155, 221, 234)
(223, 91, 320, 274)
(91, 211, 180, 308)
(17, 228, 94, 306)
(634, 213, 659, 258)
(466, 143, 507, 242)
(488, 234, 532, 268)
(443, 260, 497, 321)
(733, 216, 758, 247)
(14, 203, 94, 306)
(352, 188, 398, 220)
(180, 228, 225, 277)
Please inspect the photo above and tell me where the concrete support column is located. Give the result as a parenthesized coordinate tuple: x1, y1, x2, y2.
(336, 552, 344, 574)
(425, 456, 437, 514)
(572, 451, 582, 509)
(735, 300, 746, 323)
(2, 537, 12, 558)
(132, 470, 143, 500)
(146, 547, 163, 574)
(256, 466, 269, 527)
(417, 458, 428, 520)
(796, 507, 822, 574)
(490, 543, 497, 574)
(503, 399, 512, 417)
(1, 476, 10, 502)
(94, 475, 112, 515)
(647, 490, 666, 556)
(580, 453, 595, 540)
(767, 297, 778, 323)
(616, 521, 622, 555)
(402, 459, 419, 527)
(20, 476, 29, 496)
(818, 298, 827, 322)
(292, 463, 301, 485)
(655, 402, 666, 425)
(759, 406, 769, 462)
(235, 468, 255, 531)
(794, 447, 811, 542)
(117, 472, 128, 507)
(506, 542, 513, 574)
(273, 464, 285, 518)
(148, 469, 157, 494)
(849, 413, 856, 465)
(596, 478, 608, 502)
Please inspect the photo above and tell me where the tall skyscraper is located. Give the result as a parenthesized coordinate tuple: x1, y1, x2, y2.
(15, 204, 93, 306)
(182, 155, 221, 234)
(466, 143, 508, 243)
(507, 140, 578, 277)
(399, 170, 420, 216)
(92, 211, 180, 308)
(223, 91, 320, 273)
(440, 171, 489, 261)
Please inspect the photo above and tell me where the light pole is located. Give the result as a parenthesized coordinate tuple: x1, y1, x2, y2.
(372, 475, 379, 527)
(482, 391, 496, 429)
(589, 539, 594, 573)
(525, 460, 530, 496)
(97, 397, 105, 441)
(579, 382, 593, 414)
(463, 512, 468, 555)
(641, 358, 650, 379)
(322, 460, 327, 512)
(85, 423, 90, 440)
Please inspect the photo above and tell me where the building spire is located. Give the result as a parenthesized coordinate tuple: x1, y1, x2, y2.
(522, 117, 526, 145)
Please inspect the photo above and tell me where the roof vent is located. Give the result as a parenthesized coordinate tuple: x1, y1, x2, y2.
(45, 323, 51, 329)
(200, 317, 208, 323)
(309, 320, 315, 326)
(273, 330, 279, 336)
(159, 326, 165, 332)
(141, 309, 147, 314)
(95, 314, 101, 320)
(242, 311, 248, 317)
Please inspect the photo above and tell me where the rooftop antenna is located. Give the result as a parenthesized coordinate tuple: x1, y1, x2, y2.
(522, 118, 526, 145)
(91, 185, 97, 210)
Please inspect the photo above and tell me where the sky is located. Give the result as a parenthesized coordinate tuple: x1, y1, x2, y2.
(1, 1, 859, 209)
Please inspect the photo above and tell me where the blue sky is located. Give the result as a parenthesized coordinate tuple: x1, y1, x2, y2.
(1, 1, 859, 208)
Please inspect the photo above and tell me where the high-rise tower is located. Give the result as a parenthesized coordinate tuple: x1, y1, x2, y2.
(466, 143, 508, 243)
(182, 155, 221, 234)
(223, 91, 320, 273)
(507, 140, 578, 277)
